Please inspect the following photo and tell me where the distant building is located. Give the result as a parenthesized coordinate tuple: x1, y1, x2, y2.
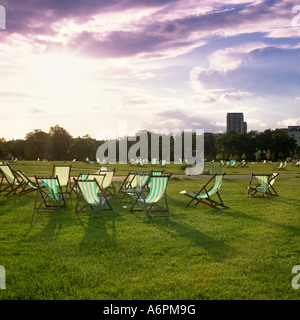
(226, 113, 247, 134)
(287, 126, 300, 147)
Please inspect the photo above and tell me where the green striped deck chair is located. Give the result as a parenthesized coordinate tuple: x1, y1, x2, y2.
(279, 161, 287, 171)
(0, 164, 22, 195)
(74, 179, 112, 214)
(70, 173, 89, 196)
(184, 173, 228, 209)
(151, 170, 165, 176)
(119, 172, 151, 203)
(15, 170, 45, 195)
(34, 176, 66, 212)
(86, 173, 106, 194)
(52, 165, 72, 196)
(129, 174, 172, 217)
(98, 168, 116, 196)
(118, 172, 139, 194)
(246, 174, 270, 198)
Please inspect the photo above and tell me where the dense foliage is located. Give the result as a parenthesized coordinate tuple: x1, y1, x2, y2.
(0, 125, 298, 161)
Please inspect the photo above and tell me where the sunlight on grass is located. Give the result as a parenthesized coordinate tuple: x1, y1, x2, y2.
(0, 162, 299, 299)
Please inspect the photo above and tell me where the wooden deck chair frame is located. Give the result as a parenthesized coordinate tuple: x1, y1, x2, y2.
(119, 172, 151, 203)
(74, 178, 112, 214)
(246, 173, 271, 198)
(52, 165, 72, 196)
(184, 173, 228, 209)
(34, 176, 66, 212)
(129, 174, 172, 218)
(268, 173, 279, 196)
(15, 170, 44, 195)
(118, 171, 140, 194)
(0, 164, 22, 195)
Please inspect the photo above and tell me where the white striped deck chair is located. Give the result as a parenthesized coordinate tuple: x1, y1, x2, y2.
(118, 172, 139, 194)
(34, 177, 66, 212)
(183, 173, 228, 209)
(119, 172, 150, 203)
(97, 168, 116, 196)
(129, 174, 172, 217)
(52, 165, 72, 196)
(268, 173, 279, 196)
(74, 179, 112, 214)
(71, 173, 89, 196)
(246, 174, 270, 198)
(15, 170, 44, 195)
(0, 164, 22, 195)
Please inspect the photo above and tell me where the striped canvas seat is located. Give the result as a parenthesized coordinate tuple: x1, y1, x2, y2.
(118, 172, 139, 194)
(52, 165, 72, 196)
(246, 173, 272, 198)
(189, 174, 224, 199)
(74, 179, 112, 214)
(15, 170, 45, 195)
(129, 174, 172, 218)
(97, 168, 116, 196)
(70, 173, 89, 196)
(0, 164, 22, 195)
(183, 173, 228, 209)
(34, 177, 66, 212)
(268, 173, 279, 196)
(119, 172, 150, 203)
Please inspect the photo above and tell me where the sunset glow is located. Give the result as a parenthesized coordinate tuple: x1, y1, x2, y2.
(0, 0, 300, 140)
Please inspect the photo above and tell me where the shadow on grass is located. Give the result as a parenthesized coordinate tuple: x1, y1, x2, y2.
(147, 217, 231, 262)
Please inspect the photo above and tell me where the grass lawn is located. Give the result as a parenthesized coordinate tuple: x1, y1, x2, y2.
(0, 162, 300, 300)
(5, 159, 300, 177)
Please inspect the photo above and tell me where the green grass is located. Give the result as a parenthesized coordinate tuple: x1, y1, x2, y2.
(6, 159, 300, 178)
(0, 167, 299, 300)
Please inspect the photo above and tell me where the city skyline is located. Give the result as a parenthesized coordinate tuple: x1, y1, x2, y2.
(1, 1, 300, 140)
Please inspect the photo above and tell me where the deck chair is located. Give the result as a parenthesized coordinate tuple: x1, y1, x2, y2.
(52, 165, 72, 196)
(151, 158, 158, 166)
(278, 161, 287, 170)
(86, 173, 106, 194)
(34, 176, 66, 212)
(274, 162, 283, 170)
(97, 168, 116, 196)
(0, 164, 22, 195)
(129, 174, 172, 217)
(118, 172, 139, 194)
(119, 172, 151, 203)
(74, 178, 112, 214)
(15, 170, 45, 195)
(268, 173, 279, 196)
(183, 173, 228, 209)
(70, 173, 90, 196)
(246, 174, 270, 198)
(151, 170, 165, 176)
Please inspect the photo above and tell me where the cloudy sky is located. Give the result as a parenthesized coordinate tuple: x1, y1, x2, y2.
(1, 0, 300, 140)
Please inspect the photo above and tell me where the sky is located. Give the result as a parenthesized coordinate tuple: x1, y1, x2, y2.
(0, 0, 300, 140)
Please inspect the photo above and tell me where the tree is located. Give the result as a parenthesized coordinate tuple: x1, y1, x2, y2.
(49, 125, 73, 160)
(24, 130, 50, 160)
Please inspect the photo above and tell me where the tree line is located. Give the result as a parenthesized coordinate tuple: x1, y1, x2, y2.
(0, 125, 298, 162)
